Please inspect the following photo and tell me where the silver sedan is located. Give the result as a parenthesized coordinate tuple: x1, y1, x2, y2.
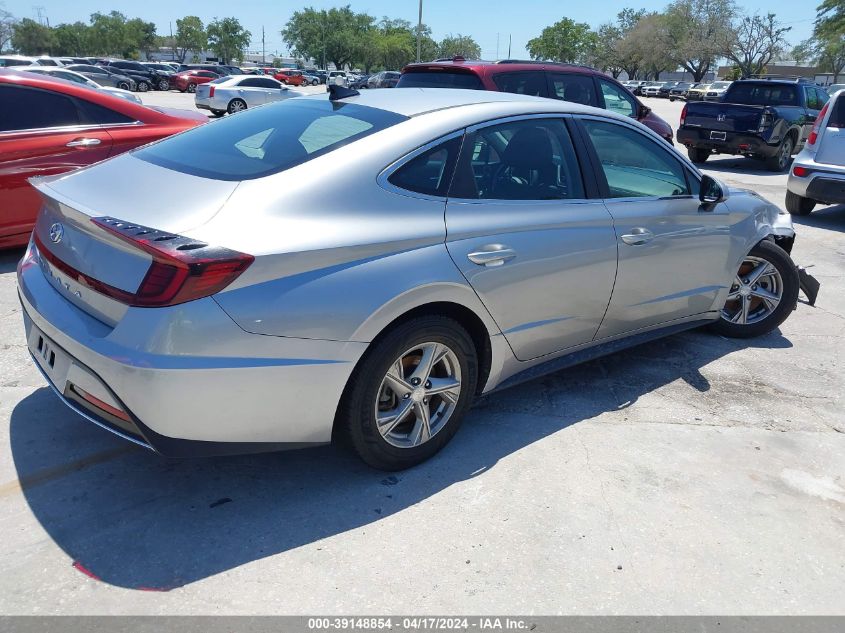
(195, 74, 303, 116)
(19, 89, 800, 470)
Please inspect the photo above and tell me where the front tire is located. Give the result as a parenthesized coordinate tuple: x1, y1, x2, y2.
(186, 83, 196, 93)
(117, 81, 130, 91)
(158, 78, 170, 90)
(688, 147, 710, 164)
(338, 316, 478, 470)
(137, 81, 150, 92)
(785, 190, 816, 216)
(710, 240, 799, 339)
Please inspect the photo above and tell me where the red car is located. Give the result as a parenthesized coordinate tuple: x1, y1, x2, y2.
(172, 69, 220, 93)
(398, 58, 674, 143)
(273, 69, 306, 86)
(0, 70, 206, 249)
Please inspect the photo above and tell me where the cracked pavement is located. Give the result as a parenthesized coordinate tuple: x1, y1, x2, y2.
(0, 95, 842, 615)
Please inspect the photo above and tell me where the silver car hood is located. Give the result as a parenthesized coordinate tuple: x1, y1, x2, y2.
(31, 153, 239, 235)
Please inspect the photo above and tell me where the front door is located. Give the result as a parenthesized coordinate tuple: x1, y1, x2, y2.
(576, 117, 732, 338)
(445, 116, 618, 361)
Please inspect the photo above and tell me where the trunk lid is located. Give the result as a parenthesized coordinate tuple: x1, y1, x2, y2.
(684, 102, 765, 133)
(30, 153, 240, 325)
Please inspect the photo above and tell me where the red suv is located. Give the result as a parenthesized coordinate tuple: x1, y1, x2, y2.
(273, 69, 306, 86)
(398, 59, 674, 143)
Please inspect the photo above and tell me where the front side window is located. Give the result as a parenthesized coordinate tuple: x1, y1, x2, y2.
(388, 136, 462, 197)
(598, 78, 637, 118)
(493, 72, 548, 98)
(582, 119, 690, 198)
(135, 99, 408, 181)
(547, 72, 599, 107)
(450, 118, 584, 201)
(0, 85, 81, 131)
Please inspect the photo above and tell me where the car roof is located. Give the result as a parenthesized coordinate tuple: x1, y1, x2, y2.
(402, 59, 596, 77)
(302, 87, 623, 119)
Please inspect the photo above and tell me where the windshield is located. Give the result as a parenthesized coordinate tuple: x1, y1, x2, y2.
(711, 82, 730, 89)
(135, 98, 408, 181)
(397, 70, 483, 89)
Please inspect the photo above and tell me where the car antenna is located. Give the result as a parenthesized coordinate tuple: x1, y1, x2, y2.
(328, 84, 359, 101)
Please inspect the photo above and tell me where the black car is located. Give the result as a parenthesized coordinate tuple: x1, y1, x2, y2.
(658, 81, 681, 98)
(99, 59, 167, 91)
(350, 74, 370, 89)
(367, 71, 400, 88)
(185, 64, 230, 76)
(668, 82, 692, 101)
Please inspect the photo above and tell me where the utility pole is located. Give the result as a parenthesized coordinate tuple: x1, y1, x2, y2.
(262, 26, 265, 65)
(416, 0, 423, 63)
(508, 34, 511, 59)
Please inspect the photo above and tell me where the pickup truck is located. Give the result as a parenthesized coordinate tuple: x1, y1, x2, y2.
(677, 79, 829, 171)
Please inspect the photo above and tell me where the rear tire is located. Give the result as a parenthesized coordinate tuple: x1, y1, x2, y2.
(785, 190, 816, 216)
(187, 83, 196, 93)
(688, 147, 710, 164)
(338, 316, 478, 470)
(227, 99, 247, 114)
(709, 240, 799, 339)
(137, 81, 150, 92)
(117, 81, 130, 91)
(158, 78, 170, 91)
(765, 135, 794, 172)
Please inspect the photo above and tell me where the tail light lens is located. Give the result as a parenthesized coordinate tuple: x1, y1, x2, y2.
(758, 111, 774, 132)
(209, 86, 215, 97)
(83, 217, 253, 307)
(807, 102, 829, 146)
(680, 104, 687, 127)
(793, 165, 810, 177)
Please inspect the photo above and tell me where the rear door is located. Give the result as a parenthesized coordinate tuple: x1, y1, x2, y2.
(576, 116, 732, 337)
(815, 92, 845, 166)
(0, 84, 113, 243)
(444, 115, 618, 361)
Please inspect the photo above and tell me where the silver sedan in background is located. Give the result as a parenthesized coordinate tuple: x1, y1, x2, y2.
(64, 64, 136, 91)
(19, 89, 800, 470)
(14, 66, 143, 103)
(195, 74, 304, 116)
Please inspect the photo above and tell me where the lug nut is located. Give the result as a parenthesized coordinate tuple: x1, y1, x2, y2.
(752, 285, 758, 290)
(403, 393, 410, 399)
(411, 377, 421, 386)
(425, 381, 431, 388)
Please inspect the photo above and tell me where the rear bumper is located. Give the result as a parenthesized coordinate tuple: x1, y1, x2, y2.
(788, 157, 845, 203)
(678, 127, 777, 157)
(17, 243, 368, 457)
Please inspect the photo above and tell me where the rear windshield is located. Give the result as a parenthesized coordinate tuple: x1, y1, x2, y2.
(828, 96, 845, 128)
(134, 98, 408, 181)
(726, 83, 798, 106)
(397, 70, 483, 90)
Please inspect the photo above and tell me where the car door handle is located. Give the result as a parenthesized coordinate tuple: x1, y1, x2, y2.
(66, 138, 101, 148)
(620, 228, 654, 245)
(467, 245, 517, 267)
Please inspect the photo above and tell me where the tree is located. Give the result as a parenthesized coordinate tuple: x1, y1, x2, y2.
(282, 6, 372, 70)
(591, 23, 624, 77)
(11, 18, 55, 55)
(611, 9, 649, 79)
(53, 22, 91, 56)
(126, 18, 157, 58)
(527, 17, 598, 64)
(438, 34, 481, 59)
(816, 0, 845, 39)
(206, 17, 251, 64)
(623, 14, 675, 79)
(88, 11, 130, 56)
(0, 4, 16, 53)
(664, 0, 736, 81)
(175, 16, 206, 63)
(722, 13, 791, 78)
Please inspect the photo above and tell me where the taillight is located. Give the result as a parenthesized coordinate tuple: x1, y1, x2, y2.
(680, 104, 687, 127)
(793, 165, 810, 177)
(808, 102, 829, 146)
(86, 217, 253, 307)
(209, 86, 215, 97)
(758, 111, 774, 132)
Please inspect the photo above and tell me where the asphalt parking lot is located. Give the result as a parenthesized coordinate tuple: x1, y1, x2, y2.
(0, 91, 842, 615)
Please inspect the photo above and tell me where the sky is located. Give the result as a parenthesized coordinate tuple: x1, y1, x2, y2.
(1, 0, 818, 60)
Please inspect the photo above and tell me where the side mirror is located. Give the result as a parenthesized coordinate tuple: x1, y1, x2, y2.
(700, 174, 728, 206)
(639, 103, 651, 118)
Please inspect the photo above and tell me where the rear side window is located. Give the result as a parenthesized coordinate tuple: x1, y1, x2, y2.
(581, 118, 690, 198)
(493, 72, 548, 97)
(828, 95, 845, 128)
(135, 99, 408, 181)
(388, 136, 462, 197)
(397, 70, 483, 90)
(805, 86, 821, 110)
(450, 118, 584, 201)
(547, 72, 599, 107)
(239, 77, 279, 88)
(0, 85, 81, 131)
(78, 99, 135, 125)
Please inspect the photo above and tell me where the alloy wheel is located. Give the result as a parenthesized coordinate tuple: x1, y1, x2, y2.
(721, 255, 784, 325)
(374, 342, 462, 449)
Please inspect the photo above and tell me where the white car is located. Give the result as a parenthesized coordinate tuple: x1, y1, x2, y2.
(786, 88, 845, 215)
(195, 74, 302, 116)
(12, 66, 143, 103)
(641, 82, 666, 97)
(703, 81, 733, 101)
(328, 70, 350, 87)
